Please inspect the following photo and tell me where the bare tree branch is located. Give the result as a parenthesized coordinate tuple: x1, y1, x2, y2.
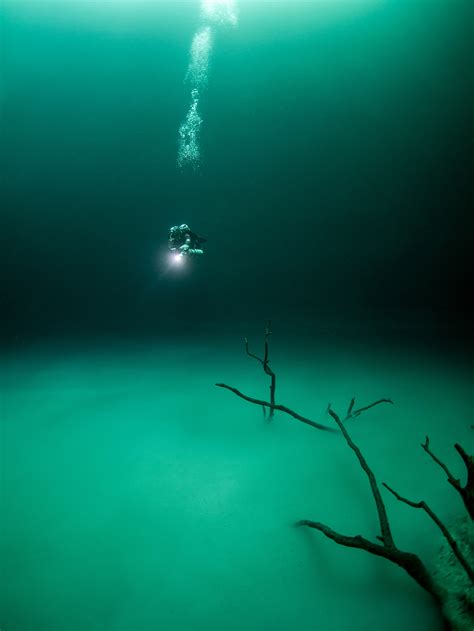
(297, 520, 389, 557)
(383, 483, 474, 582)
(348, 399, 393, 419)
(298, 411, 445, 606)
(244, 321, 276, 417)
(215, 383, 336, 432)
(216, 382, 393, 434)
(218, 326, 392, 432)
(244, 338, 264, 366)
(422, 435, 457, 482)
(422, 436, 474, 519)
(218, 324, 473, 622)
(454, 443, 474, 520)
(327, 407, 395, 548)
(347, 397, 355, 417)
(219, 324, 472, 627)
(296, 518, 442, 602)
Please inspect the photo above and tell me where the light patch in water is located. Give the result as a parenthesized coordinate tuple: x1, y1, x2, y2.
(201, 0, 238, 26)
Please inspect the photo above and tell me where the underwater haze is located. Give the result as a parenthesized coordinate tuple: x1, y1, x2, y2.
(1, 1, 473, 630)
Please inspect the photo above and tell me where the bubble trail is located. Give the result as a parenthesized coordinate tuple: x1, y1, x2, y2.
(178, 0, 238, 169)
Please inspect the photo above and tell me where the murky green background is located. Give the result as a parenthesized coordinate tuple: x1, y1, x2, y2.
(1, 1, 472, 629)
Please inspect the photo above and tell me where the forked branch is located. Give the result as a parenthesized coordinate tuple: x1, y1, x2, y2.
(244, 321, 276, 417)
(328, 406, 394, 546)
(422, 436, 474, 519)
(216, 383, 336, 431)
(383, 483, 474, 582)
(297, 406, 443, 603)
(217, 325, 392, 432)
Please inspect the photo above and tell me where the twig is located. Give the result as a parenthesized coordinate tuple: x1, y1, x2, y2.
(422, 436, 474, 519)
(383, 483, 474, 582)
(422, 436, 457, 482)
(348, 399, 393, 419)
(244, 321, 276, 417)
(297, 520, 393, 558)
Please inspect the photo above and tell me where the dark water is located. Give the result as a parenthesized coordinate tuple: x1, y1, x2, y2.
(1, 1, 473, 630)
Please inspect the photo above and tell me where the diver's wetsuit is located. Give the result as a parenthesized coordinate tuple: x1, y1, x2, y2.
(169, 224, 206, 257)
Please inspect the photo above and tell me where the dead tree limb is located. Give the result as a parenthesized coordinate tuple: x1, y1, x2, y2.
(216, 382, 392, 433)
(297, 519, 441, 600)
(215, 383, 336, 432)
(383, 483, 474, 582)
(422, 436, 474, 519)
(348, 398, 393, 418)
(327, 407, 394, 545)
(217, 325, 392, 431)
(297, 406, 445, 606)
(244, 320, 276, 418)
(218, 325, 474, 625)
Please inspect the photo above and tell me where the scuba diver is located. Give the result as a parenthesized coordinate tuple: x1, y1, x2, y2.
(168, 224, 206, 259)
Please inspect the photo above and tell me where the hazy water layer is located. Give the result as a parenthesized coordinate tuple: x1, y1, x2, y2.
(2, 336, 472, 630)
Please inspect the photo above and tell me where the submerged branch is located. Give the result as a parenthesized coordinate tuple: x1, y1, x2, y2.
(298, 413, 444, 604)
(422, 436, 474, 519)
(328, 406, 394, 548)
(383, 483, 474, 582)
(244, 321, 276, 416)
(219, 324, 392, 432)
(215, 383, 336, 432)
(296, 518, 441, 602)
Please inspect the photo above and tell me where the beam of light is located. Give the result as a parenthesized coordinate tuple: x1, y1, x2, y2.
(177, 0, 238, 169)
(172, 253, 185, 265)
(154, 249, 187, 281)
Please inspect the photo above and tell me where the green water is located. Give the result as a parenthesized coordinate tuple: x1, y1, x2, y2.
(3, 337, 472, 630)
(1, 1, 473, 630)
